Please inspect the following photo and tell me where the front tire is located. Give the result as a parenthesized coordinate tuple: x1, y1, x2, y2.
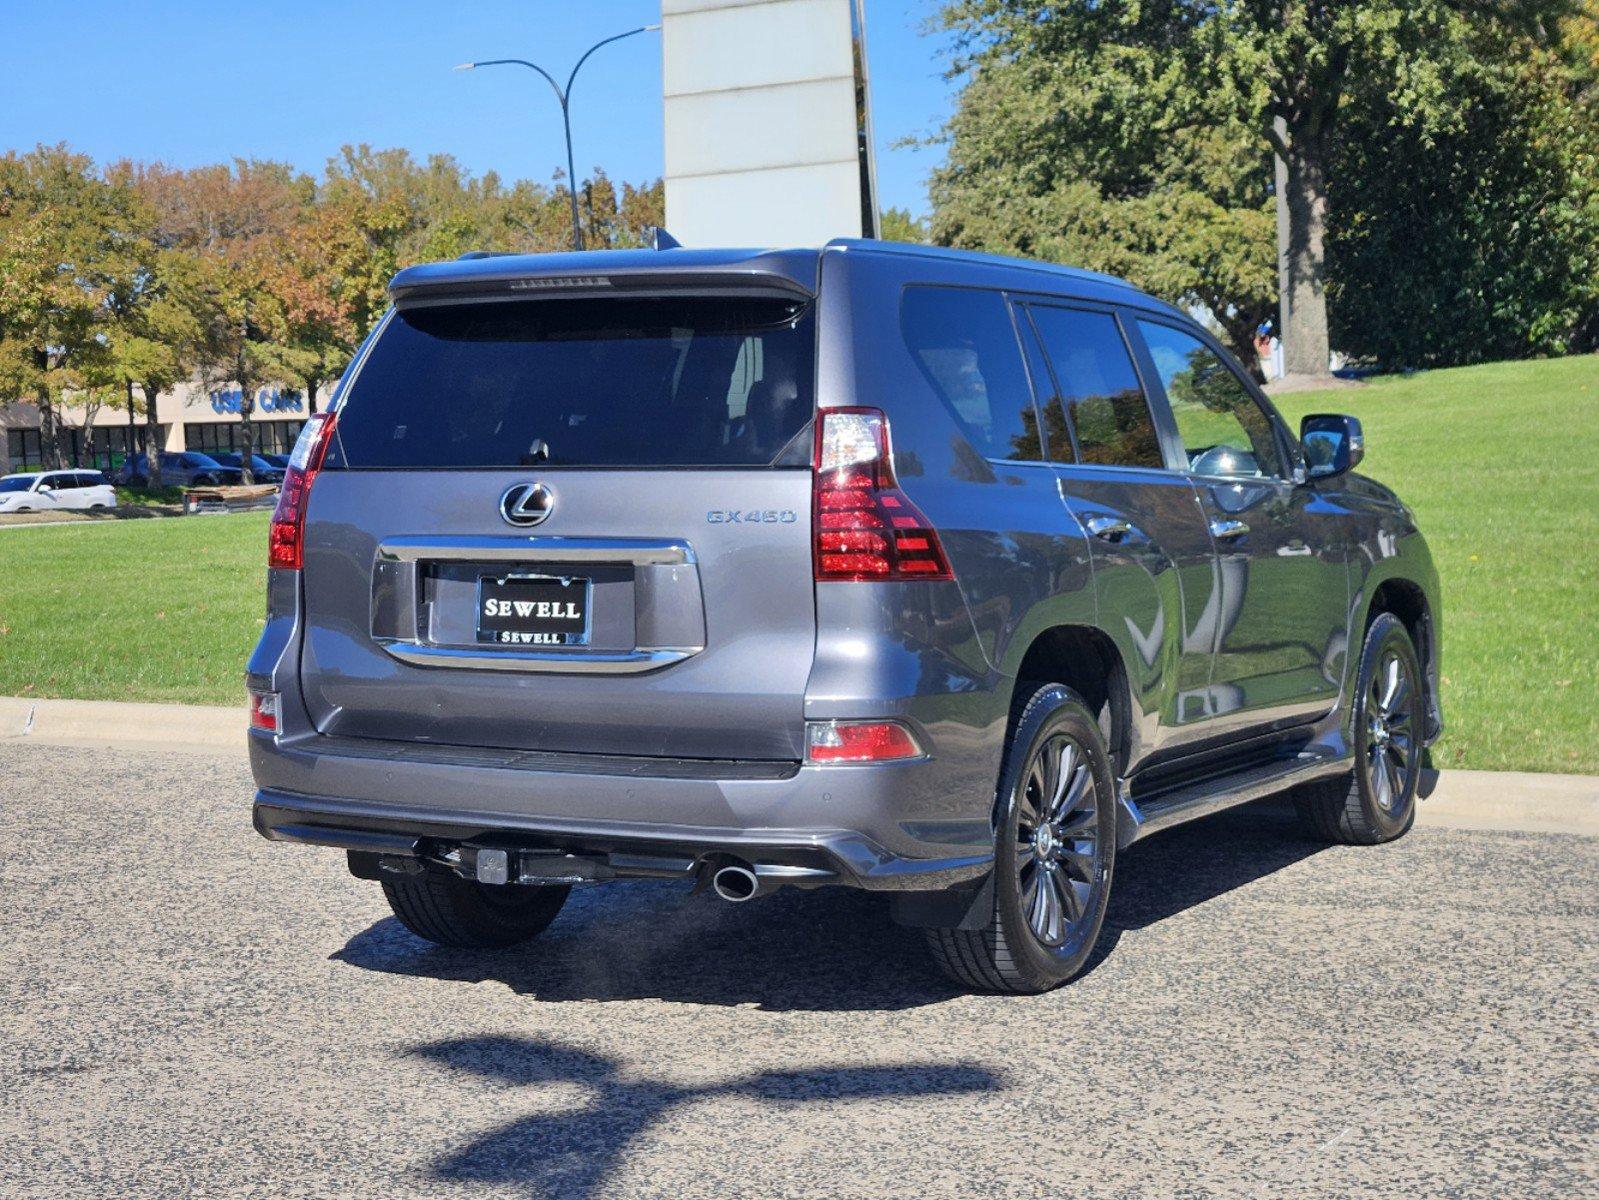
(925, 685, 1117, 994)
(1296, 612, 1423, 844)
(382, 871, 569, 949)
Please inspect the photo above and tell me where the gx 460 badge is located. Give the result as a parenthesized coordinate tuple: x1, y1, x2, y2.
(707, 509, 798, 525)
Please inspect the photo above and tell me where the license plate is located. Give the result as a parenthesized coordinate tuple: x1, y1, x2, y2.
(476, 573, 591, 646)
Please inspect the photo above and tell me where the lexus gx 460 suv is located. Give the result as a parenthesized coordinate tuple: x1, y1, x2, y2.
(249, 240, 1442, 993)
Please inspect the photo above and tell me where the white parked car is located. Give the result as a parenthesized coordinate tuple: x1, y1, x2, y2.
(0, 470, 119, 513)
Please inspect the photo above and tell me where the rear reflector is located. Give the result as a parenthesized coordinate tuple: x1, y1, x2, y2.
(268, 412, 336, 571)
(806, 719, 924, 763)
(248, 690, 281, 733)
(813, 407, 953, 582)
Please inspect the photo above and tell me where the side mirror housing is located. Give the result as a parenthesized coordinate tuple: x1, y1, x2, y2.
(1301, 413, 1364, 479)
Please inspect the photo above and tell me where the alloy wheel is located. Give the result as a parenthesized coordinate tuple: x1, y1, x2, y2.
(1015, 733, 1101, 947)
(1366, 650, 1416, 812)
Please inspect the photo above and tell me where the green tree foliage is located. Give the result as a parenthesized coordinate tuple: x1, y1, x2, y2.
(930, 0, 1595, 375)
(0, 146, 133, 468)
(879, 207, 929, 244)
(1329, 26, 1599, 365)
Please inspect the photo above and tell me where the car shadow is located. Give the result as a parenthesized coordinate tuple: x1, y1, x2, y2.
(407, 1035, 1002, 1199)
(333, 797, 1328, 1012)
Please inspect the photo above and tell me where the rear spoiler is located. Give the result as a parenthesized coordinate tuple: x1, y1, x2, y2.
(390, 270, 815, 308)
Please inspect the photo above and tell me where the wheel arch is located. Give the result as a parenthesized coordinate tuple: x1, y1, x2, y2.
(1008, 623, 1134, 776)
(1362, 575, 1442, 744)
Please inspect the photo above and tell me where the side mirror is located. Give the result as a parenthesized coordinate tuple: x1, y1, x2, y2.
(1300, 413, 1364, 479)
(36, 482, 53, 493)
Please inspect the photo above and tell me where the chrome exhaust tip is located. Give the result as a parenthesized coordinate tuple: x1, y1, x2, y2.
(710, 863, 761, 903)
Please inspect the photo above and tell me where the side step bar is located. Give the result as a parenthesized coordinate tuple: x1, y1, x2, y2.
(1117, 754, 1352, 848)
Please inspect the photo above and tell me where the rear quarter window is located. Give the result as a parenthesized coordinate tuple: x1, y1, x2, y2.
(899, 286, 1042, 462)
(329, 295, 815, 469)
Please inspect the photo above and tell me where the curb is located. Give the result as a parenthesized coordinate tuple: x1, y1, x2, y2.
(1, 696, 1595, 837)
(0, 695, 243, 756)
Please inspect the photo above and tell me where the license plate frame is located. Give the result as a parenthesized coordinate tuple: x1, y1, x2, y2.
(475, 572, 592, 647)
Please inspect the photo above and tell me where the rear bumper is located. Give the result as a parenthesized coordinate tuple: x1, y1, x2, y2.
(249, 730, 994, 893)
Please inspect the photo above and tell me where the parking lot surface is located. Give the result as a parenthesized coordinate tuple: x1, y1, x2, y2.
(3, 741, 1595, 1199)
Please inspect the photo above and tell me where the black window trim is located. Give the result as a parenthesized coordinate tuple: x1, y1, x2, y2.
(1124, 311, 1301, 484)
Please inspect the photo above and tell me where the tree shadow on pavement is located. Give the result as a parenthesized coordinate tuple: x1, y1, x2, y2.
(334, 797, 1328, 1011)
(408, 1035, 1001, 1200)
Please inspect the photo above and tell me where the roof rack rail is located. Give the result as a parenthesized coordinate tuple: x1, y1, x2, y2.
(457, 249, 515, 261)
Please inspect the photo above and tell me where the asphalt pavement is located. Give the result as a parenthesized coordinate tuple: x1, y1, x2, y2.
(2, 740, 1594, 1199)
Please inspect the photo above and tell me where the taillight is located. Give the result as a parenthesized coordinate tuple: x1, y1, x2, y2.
(268, 412, 335, 570)
(806, 719, 925, 763)
(248, 689, 280, 733)
(812, 407, 953, 581)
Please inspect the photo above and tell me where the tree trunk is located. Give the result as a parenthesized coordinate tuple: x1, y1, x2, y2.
(126, 379, 138, 474)
(142, 384, 164, 489)
(1276, 121, 1332, 379)
(305, 378, 319, 416)
(36, 384, 63, 469)
(239, 387, 255, 485)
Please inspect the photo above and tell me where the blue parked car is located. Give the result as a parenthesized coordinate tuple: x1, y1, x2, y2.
(115, 452, 243, 488)
(212, 453, 286, 484)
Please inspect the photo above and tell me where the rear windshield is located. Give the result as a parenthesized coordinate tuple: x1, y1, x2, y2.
(329, 295, 815, 469)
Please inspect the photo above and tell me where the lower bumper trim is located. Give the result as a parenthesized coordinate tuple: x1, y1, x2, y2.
(253, 788, 991, 893)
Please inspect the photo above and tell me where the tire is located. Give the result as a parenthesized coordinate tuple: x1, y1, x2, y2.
(1295, 612, 1423, 844)
(925, 684, 1117, 994)
(194, 474, 217, 487)
(382, 870, 570, 949)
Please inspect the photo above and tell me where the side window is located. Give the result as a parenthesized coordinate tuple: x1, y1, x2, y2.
(1026, 305, 1164, 469)
(900, 286, 1043, 462)
(1136, 320, 1284, 479)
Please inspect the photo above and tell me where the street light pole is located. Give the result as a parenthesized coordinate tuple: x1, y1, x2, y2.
(456, 23, 660, 252)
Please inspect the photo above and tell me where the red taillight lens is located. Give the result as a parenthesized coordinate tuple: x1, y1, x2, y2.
(248, 689, 280, 733)
(806, 720, 925, 763)
(812, 408, 953, 581)
(268, 412, 335, 571)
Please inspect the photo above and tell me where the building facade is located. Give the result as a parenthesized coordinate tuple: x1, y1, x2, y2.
(0, 382, 314, 475)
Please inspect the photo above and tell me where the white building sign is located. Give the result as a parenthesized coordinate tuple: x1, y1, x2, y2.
(662, 0, 877, 247)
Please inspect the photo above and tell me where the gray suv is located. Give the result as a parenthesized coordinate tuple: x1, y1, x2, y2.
(249, 241, 1442, 993)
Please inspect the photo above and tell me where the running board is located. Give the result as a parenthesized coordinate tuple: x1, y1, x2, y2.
(1117, 754, 1352, 848)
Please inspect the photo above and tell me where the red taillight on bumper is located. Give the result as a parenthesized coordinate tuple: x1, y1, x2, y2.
(268, 412, 336, 571)
(812, 407, 953, 582)
(806, 719, 925, 764)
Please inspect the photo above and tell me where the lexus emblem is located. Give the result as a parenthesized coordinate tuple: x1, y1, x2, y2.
(500, 482, 555, 527)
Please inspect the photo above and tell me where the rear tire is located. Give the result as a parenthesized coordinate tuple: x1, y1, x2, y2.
(382, 871, 569, 949)
(1295, 613, 1423, 845)
(925, 684, 1117, 994)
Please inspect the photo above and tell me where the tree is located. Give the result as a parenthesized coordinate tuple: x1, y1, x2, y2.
(929, 9, 1276, 373)
(1328, 33, 1599, 365)
(134, 159, 307, 484)
(0, 146, 128, 468)
(932, 0, 1587, 377)
(878, 208, 928, 244)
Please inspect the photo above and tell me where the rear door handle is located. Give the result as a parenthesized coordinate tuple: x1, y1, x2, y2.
(1210, 519, 1250, 541)
(1085, 515, 1140, 543)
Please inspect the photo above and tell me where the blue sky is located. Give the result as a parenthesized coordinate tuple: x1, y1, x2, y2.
(0, 0, 957, 219)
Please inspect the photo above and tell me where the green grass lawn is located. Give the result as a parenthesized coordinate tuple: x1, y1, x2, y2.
(1274, 354, 1598, 774)
(0, 355, 1594, 771)
(0, 513, 268, 707)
